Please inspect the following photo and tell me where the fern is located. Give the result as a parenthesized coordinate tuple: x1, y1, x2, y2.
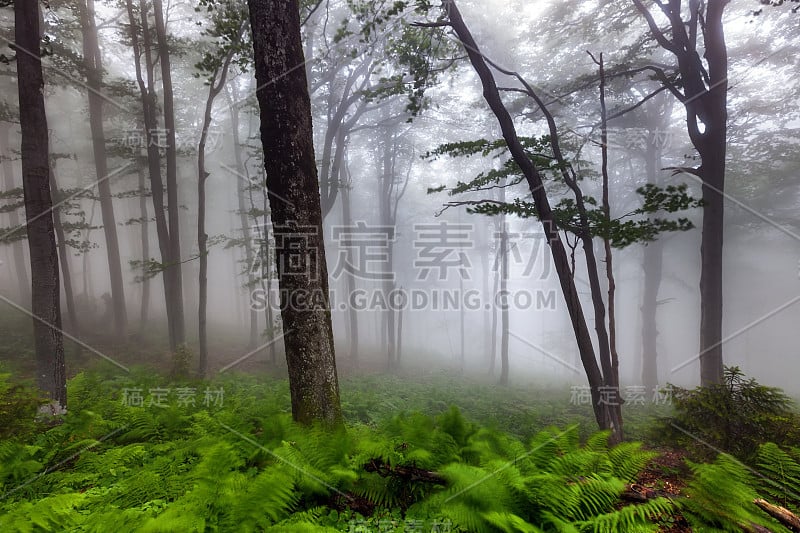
(755, 442, 800, 512)
(680, 453, 787, 532)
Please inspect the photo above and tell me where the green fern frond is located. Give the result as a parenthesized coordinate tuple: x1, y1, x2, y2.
(756, 442, 800, 511)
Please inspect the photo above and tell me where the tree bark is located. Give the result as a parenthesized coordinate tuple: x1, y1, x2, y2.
(340, 176, 359, 361)
(632, 0, 729, 386)
(498, 180, 509, 386)
(0, 123, 30, 305)
(641, 141, 663, 391)
(248, 0, 342, 425)
(153, 0, 185, 350)
(126, 0, 180, 351)
(49, 159, 79, 333)
(79, 0, 127, 339)
(439, 0, 621, 441)
(227, 88, 259, 350)
(197, 38, 239, 377)
(15, 0, 67, 410)
(137, 159, 150, 332)
(595, 52, 622, 433)
(380, 124, 397, 369)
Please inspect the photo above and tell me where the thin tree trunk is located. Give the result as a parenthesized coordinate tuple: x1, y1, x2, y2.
(126, 0, 178, 350)
(197, 41, 238, 377)
(248, 0, 342, 425)
(381, 126, 396, 370)
(499, 220, 509, 386)
(641, 142, 663, 391)
(153, 0, 185, 349)
(594, 52, 622, 433)
(498, 178, 509, 385)
(15, 0, 66, 410)
(79, 0, 127, 339)
(227, 89, 259, 349)
(340, 181, 359, 361)
(137, 160, 150, 331)
(396, 290, 403, 362)
(49, 159, 78, 333)
(480, 222, 491, 370)
(489, 247, 499, 376)
(0, 123, 30, 305)
(632, 0, 728, 386)
(197, 108, 210, 376)
(440, 0, 620, 441)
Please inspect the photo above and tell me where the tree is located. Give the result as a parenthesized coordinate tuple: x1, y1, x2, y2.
(247, 0, 342, 425)
(14, 0, 67, 411)
(124, 0, 184, 351)
(418, 0, 622, 441)
(194, 0, 249, 376)
(418, 0, 701, 442)
(0, 122, 30, 305)
(78, 0, 128, 339)
(153, 0, 186, 350)
(632, 0, 730, 385)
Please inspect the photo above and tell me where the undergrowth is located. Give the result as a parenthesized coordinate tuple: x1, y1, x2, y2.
(0, 370, 798, 532)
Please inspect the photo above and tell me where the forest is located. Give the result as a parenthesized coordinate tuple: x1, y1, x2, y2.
(1, 0, 800, 531)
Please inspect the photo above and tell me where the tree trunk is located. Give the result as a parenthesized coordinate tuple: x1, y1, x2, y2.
(340, 183, 359, 361)
(126, 0, 180, 351)
(489, 248, 499, 376)
(499, 221, 509, 386)
(596, 52, 622, 438)
(0, 123, 30, 305)
(380, 125, 396, 370)
(79, 0, 127, 339)
(632, 0, 729, 386)
(498, 180, 509, 386)
(641, 142, 663, 391)
(137, 160, 150, 332)
(248, 0, 342, 425)
(15, 0, 67, 410)
(153, 0, 185, 349)
(227, 89, 260, 350)
(49, 160, 79, 333)
(441, 0, 620, 441)
(197, 43, 238, 377)
(197, 106, 211, 377)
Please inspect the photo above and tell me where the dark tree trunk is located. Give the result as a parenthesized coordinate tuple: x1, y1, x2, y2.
(0, 123, 30, 305)
(633, 0, 729, 386)
(153, 0, 185, 349)
(15, 0, 67, 410)
(197, 107, 211, 376)
(248, 0, 342, 425)
(595, 53, 622, 434)
(49, 161, 79, 333)
(126, 0, 180, 351)
(441, 0, 621, 442)
(79, 0, 127, 339)
(197, 42, 238, 377)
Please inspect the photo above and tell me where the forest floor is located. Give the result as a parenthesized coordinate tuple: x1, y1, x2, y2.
(1, 312, 799, 531)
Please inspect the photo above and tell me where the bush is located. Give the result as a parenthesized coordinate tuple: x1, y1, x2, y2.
(660, 366, 798, 461)
(0, 370, 44, 440)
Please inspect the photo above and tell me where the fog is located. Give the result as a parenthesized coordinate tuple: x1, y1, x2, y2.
(2, 0, 799, 397)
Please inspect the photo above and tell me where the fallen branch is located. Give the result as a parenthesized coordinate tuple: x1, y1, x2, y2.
(754, 498, 800, 532)
(364, 458, 447, 485)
